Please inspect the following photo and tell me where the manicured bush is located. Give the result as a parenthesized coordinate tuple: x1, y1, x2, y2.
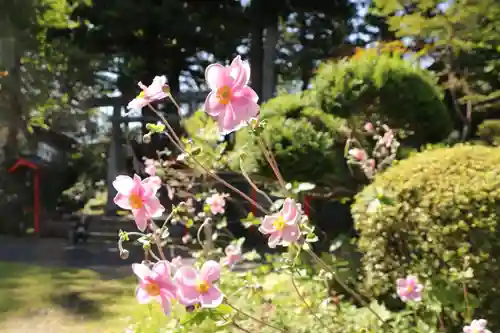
(476, 119, 500, 146)
(311, 53, 453, 146)
(230, 92, 350, 185)
(352, 144, 500, 325)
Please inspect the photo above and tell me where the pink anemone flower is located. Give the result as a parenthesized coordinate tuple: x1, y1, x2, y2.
(204, 55, 259, 134)
(113, 174, 165, 231)
(463, 319, 491, 333)
(132, 261, 178, 316)
(144, 158, 156, 176)
(221, 244, 242, 269)
(348, 148, 367, 161)
(258, 198, 301, 248)
(174, 260, 224, 308)
(127, 75, 170, 110)
(396, 275, 423, 302)
(205, 193, 227, 215)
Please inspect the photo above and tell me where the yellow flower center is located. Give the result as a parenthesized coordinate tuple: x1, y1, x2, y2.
(196, 280, 210, 294)
(216, 85, 232, 105)
(144, 282, 161, 297)
(273, 216, 286, 231)
(137, 91, 145, 98)
(129, 193, 143, 209)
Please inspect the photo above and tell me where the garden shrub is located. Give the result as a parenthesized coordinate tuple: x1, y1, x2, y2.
(230, 92, 350, 185)
(311, 53, 453, 146)
(476, 119, 500, 146)
(352, 144, 500, 326)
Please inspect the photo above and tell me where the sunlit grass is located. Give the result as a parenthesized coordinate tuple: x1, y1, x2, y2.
(0, 261, 169, 333)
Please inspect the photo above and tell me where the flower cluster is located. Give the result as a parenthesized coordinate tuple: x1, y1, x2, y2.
(347, 122, 400, 180)
(133, 259, 224, 315)
(114, 54, 490, 333)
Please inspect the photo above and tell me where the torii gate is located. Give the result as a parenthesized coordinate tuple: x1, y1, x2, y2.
(84, 92, 207, 214)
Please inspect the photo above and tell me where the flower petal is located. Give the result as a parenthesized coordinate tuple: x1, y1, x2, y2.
(281, 224, 300, 244)
(153, 261, 171, 278)
(113, 175, 135, 195)
(233, 86, 259, 104)
(218, 104, 240, 135)
(142, 176, 162, 194)
(267, 232, 281, 248)
(204, 92, 226, 116)
(145, 197, 165, 218)
(132, 263, 152, 280)
(282, 198, 299, 224)
(159, 293, 173, 316)
(205, 64, 231, 91)
(199, 286, 224, 308)
(114, 193, 131, 210)
(127, 97, 148, 110)
(396, 278, 407, 288)
(200, 260, 221, 283)
(133, 208, 149, 231)
(230, 56, 250, 89)
(136, 286, 151, 304)
(174, 266, 199, 287)
(259, 215, 278, 234)
(231, 95, 259, 125)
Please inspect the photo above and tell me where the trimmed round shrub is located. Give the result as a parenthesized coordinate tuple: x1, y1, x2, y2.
(352, 145, 500, 324)
(311, 53, 453, 145)
(476, 119, 500, 146)
(230, 92, 350, 185)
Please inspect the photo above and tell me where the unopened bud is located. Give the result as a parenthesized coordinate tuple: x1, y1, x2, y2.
(120, 249, 130, 259)
(143, 133, 152, 143)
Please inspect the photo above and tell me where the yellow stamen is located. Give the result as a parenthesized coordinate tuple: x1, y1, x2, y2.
(144, 282, 160, 296)
(273, 216, 286, 231)
(137, 91, 145, 98)
(216, 85, 232, 105)
(196, 280, 210, 294)
(129, 193, 143, 209)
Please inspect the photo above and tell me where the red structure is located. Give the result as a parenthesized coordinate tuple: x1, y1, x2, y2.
(8, 158, 41, 235)
(303, 195, 311, 217)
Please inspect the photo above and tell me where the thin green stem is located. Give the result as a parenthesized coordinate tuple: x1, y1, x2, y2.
(148, 101, 268, 214)
(290, 274, 335, 333)
(257, 136, 287, 190)
(239, 157, 273, 205)
(304, 248, 385, 323)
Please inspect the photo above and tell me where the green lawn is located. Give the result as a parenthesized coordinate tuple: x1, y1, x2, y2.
(0, 261, 168, 333)
(0, 261, 340, 333)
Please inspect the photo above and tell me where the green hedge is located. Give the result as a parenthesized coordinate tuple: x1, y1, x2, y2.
(311, 53, 453, 146)
(230, 92, 349, 184)
(352, 144, 500, 326)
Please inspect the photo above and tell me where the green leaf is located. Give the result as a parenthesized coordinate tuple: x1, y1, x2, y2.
(214, 304, 233, 316)
(294, 182, 316, 193)
(306, 232, 319, 243)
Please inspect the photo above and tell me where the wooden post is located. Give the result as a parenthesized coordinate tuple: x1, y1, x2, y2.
(106, 104, 124, 214)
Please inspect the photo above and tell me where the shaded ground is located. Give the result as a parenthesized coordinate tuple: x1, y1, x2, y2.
(0, 235, 191, 279)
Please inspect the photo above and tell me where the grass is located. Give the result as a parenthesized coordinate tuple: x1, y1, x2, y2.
(0, 261, 342, 333)
(0, 261, 169, 333)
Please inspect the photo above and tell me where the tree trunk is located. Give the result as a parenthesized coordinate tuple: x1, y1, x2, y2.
(299, 13, 312, 91)
(261, 18, 278, 102)
(249, 4, 264, 101)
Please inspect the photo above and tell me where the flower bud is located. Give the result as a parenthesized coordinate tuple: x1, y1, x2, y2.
(120, 249, 130, 260)
(142, 133, 152, 143)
